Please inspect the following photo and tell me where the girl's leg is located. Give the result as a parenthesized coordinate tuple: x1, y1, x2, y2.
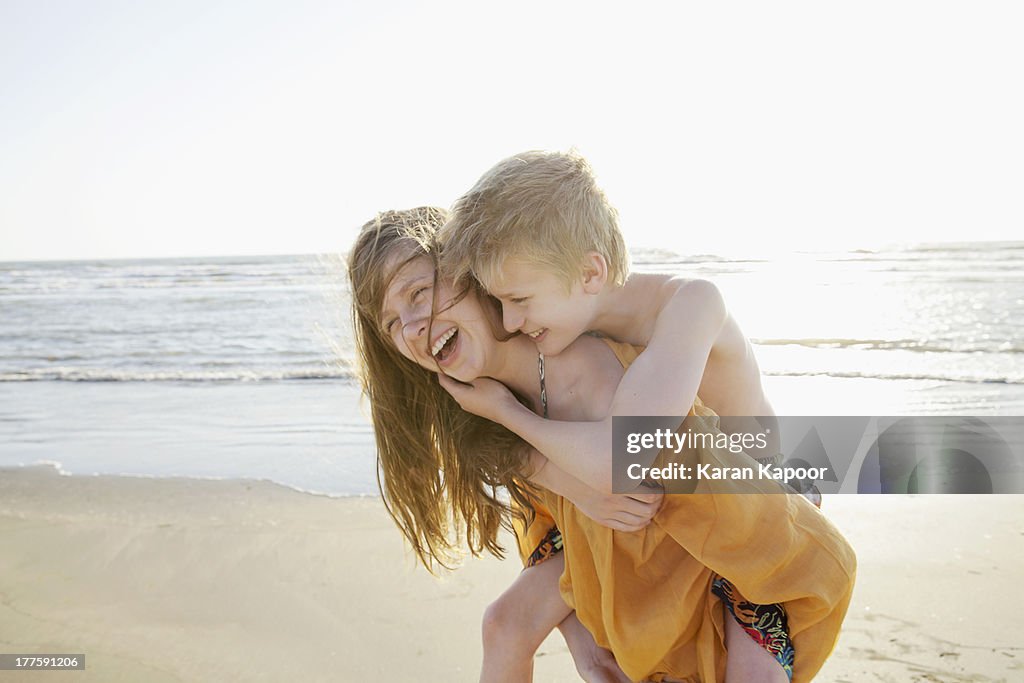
(713, 577, 793, 683)
(724, 616, 789, 683)
(480, 553, 570, 683)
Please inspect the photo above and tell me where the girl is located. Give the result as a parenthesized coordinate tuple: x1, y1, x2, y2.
(347, 207, 855, 682)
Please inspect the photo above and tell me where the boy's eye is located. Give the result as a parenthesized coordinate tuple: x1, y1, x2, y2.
(412, 286, 431, 301)
(509, 296, 528, 305)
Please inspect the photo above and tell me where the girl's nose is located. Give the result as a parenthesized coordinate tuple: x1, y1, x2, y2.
(403, 315, 427, 341)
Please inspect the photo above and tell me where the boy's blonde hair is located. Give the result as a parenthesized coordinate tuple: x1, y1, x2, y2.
(440, 150, 629, 291)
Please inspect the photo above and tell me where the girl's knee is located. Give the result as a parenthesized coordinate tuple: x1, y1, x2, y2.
(481, 593, 545, 657)
(481, 598, 509, 647)
(482, 596, 524, 650)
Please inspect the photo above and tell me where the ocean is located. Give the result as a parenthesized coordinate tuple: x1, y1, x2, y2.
(2, 243, 1022, 495)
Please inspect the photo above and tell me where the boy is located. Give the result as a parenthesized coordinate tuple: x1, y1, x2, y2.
(438, 151, 797, 681)
(438, 150, 773, 496)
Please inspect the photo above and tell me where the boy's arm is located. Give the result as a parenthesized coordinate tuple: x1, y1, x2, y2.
(525, 450, 662, 532)
(441, 279, 731, 493)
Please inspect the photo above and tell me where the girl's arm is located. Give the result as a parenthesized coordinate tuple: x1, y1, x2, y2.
(557, 612, 632, 683)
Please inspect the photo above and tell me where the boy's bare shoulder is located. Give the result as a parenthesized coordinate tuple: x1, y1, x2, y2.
(622, 272, 719, 298)
(659, 278, 753, 372)
(666, 274, 714, 290)
(656, 276, 725, 317)
(605, 274, 723, 345)
(619, 273, 717, 302)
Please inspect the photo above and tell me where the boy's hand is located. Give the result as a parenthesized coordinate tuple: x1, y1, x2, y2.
(570, 485, 663, 533)
(438, 374, 519, 422)
(526, 450, 662, 532)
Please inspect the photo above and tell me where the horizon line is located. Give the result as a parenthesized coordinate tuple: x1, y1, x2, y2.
(3, 238, 1023, 266)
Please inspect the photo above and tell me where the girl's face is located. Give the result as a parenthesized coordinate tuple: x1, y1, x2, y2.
(378, 254, 503, 383)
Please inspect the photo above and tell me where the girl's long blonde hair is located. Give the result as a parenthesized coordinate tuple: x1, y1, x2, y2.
(347, 206, 536, 572)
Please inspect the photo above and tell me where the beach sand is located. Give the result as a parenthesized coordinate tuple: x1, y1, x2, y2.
(1, 466, 1022, 682)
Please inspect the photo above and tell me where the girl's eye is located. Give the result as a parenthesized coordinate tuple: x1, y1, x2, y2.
(509, 297, 527, 305)
(411, 284, 432, 303)
(384, 319, 397, 333)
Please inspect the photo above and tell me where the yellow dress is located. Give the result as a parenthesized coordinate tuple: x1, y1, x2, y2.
(515, 340, 856, 683)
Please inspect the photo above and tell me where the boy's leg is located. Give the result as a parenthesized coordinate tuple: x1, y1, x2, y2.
(480, 553, 570, 683)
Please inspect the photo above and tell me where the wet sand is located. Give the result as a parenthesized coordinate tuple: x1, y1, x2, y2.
(1, 466, 1022, 682)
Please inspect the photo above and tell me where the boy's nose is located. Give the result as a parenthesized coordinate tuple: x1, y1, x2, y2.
(502, 306, 524, 334)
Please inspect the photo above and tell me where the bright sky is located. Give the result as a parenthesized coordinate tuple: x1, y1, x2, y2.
(2, 0, 1021, 261)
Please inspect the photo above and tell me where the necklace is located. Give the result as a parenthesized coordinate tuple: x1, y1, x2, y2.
(538, 352, 548, 418)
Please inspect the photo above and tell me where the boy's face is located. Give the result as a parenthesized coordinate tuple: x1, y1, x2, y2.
(488, 258, 598, 357)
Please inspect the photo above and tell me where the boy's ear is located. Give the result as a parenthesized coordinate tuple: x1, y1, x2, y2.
(580, 252, 609, 294)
